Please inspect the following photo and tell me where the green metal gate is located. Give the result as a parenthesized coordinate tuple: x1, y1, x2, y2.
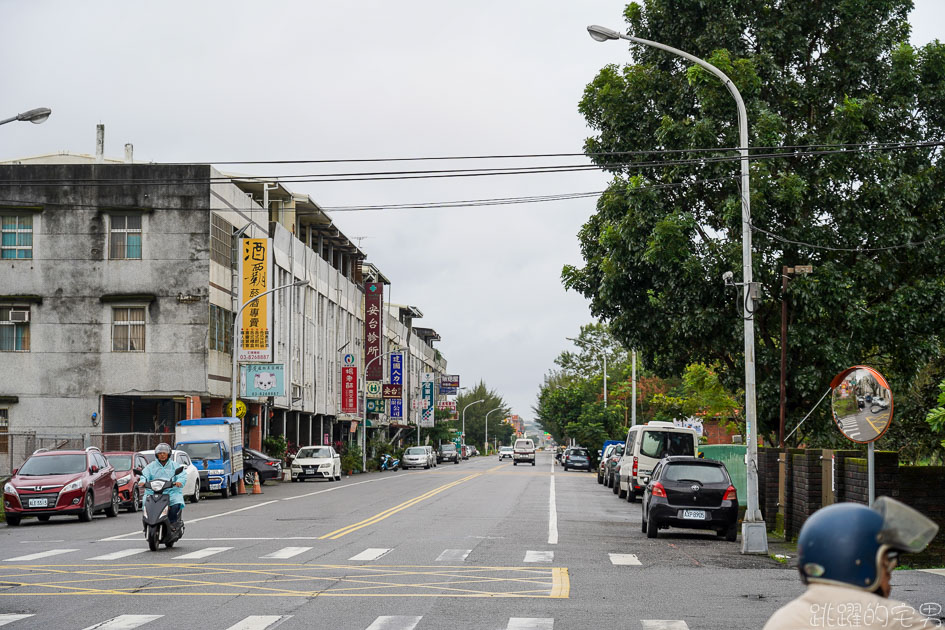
(699, 445, 747, 506)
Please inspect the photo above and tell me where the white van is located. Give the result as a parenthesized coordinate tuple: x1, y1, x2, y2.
(616, 421, 699, 502)
(513, 438, 536, 466)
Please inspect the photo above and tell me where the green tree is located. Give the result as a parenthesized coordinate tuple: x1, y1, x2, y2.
(455, 382, 513, 453)
(563, 1, 945, 451)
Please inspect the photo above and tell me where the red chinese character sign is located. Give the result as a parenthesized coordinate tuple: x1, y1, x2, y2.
(238, 238, 273, 362)
(364, 282, 384, 381)
(341, 366, 358, 414)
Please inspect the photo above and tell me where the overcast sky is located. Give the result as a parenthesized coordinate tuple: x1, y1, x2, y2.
(2, 2, 942, 426)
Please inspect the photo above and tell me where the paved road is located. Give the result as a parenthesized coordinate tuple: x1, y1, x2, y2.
(1, 452, 941, 629)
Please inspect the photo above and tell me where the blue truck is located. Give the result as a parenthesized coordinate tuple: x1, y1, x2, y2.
(175, 417, 244, 498)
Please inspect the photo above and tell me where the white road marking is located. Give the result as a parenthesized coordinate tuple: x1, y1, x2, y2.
(280, 476, 396, 502)
(920, 568, 945, 576)
(524, 550, 554, 563)
(172, 546, 233, 560)
(506, 619, 554, 630)
(609, 553, 642, 566)
(641, 622, 690, 630)
(0, 615, 34, 627)
(436, 549, 471, 562)
(548, 458, 558, 545)
(99, 500, 280, 541)
(19, 540, 64, 543)
(81, 615, 163, 630)
(89, 549, 150, 561)
(365, 617, 423, 630)
(349, 548, 392, 561)
(261, 546, 311, 559)
(224, 616, 292, 630)
(3, 548, 78, 562)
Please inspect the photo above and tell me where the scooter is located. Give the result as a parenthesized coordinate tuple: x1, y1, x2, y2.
(379, 454, 400, 471)
(136, 466, 186, 551)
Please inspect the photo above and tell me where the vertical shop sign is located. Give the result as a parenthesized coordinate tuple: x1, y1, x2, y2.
(421, 372, 435, 427)
(389, 398, 402, 419)
(239, 238, 273, 362)
(341, 366, 358, 414)
(390, 353, 403, 385)
(364, 281, 384, 380)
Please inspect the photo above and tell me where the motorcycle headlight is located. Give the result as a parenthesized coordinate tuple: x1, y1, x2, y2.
(3, 482, 17, 496)
(150, 481, 164, 491)
(116, 474, 131, 486)
(62, 479, 83, 493)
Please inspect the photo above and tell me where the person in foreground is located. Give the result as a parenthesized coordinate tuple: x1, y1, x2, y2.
(139, 442, 186, 530)
(764, 496, 940, 630)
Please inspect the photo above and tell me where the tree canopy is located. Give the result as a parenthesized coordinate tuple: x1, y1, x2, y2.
(563, 0, 945, 455)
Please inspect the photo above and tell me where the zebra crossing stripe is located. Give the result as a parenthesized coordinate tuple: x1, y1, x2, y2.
(224, 616, 292, 630)
(364, 617, 423, 630)
(641, 622, 690, 629)
(261, 546, 311, 559)
(435, 549, 471, 562)
(349, 548, 392, 561)
(609, 553, 642, 566)
(81, 615, 163, 630)
(506, 619, 554, 630)
(172, 547, 233, 560)
(0, 615, 34, 627)
(89, 549, 150, 561)
(524, 550, 554, 562)
(3, 549, 78, 562)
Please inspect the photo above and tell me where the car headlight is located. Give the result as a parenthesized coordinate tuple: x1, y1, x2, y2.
(319, 463, 332, 468)
(3, 482, 17, 496)
(291, 465, 301, 471)
(116, 474, 131, 486)
(150, 481, 164, 491)
(62, 479, 83, 493)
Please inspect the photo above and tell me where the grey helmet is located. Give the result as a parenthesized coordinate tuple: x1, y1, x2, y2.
(155, 443, 172, 456)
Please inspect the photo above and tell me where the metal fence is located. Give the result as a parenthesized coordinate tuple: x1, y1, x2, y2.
(0, 432, 174, 476)
(700, 444, 748, 506)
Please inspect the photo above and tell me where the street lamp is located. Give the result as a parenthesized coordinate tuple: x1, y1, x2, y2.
(0, 107, 52, 127)
(461, 399, 483, 454)
(362, 346, 408, 470)
(588, 24, 766, 553)
(567, 337, 607, 407)
(484, 407, 503, 455)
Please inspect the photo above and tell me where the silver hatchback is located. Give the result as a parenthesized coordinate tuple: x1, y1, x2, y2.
(402, 446, 433, 469)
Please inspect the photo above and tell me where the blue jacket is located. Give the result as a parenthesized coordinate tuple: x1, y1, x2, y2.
(141, 458, 187, 507)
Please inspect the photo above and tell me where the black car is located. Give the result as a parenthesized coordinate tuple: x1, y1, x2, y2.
(242, 447, 283, 485)
(603, 443, 624, 489)
(641, 456, 739, 541)
(561, 447, 591, 471)
(437, 443, 460, 464)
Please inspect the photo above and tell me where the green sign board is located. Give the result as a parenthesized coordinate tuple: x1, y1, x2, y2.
(366, 398, 384, 413)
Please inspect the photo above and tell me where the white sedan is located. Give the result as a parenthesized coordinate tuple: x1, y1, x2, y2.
(135, 449, 201, 503)
(291, 445, 341, 482)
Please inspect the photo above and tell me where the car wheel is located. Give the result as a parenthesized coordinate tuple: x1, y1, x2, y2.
(220, 483, 230, 499)
(38, 515, 51, 522)
(244, 470, 256, 486)
(513, 462, 517, 466)
(597, 472, 603, 484)
(646, 515, 659, 539)
(627, 489, 637, 503)
(611, 478, 619, 494)
(563, 465, 568, 471)
(531, 461, 535, 466)
(6, 514, 21, 526)
(724, 524, 738, 542)
(618, 486, 627, 499)
(641, 513, 648, 533)
(191, 483, 200, 503)
(291, 476, 298, 482)
(79, 492, 94, 522)
(104, 487, 120, 517)
(129, 487, 140, 513)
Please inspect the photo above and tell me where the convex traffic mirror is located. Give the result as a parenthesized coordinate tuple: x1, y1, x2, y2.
(829, 366, 893, 443)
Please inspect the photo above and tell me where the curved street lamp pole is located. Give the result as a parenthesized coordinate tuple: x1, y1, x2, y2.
(484, 407, 503, 455)
(0, 107, 52, 127)
(588, 24, 766, 553)
(362, 347, 407, 470)
(461, 399, 484, 454)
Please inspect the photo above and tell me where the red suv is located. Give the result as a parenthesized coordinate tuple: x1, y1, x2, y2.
(3, 446, 120, 526)
(104, 451, 145, 512)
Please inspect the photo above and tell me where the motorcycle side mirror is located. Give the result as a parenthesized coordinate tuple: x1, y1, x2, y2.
(133, 468, 143, 476)
(90, 465, 99, 473)
(174, 466, 185, 475)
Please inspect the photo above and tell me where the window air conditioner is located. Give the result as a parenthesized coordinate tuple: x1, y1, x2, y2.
(8, 310, 29, 322)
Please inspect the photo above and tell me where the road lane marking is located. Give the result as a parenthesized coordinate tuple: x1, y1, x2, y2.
(436, 549, 471, 562)
(548, 462, 558, 545)
(81, 616, 163, 630)
(4, 549, 78, 562)
(609, 553, 642, 566)
(319, 473, 483, 540)
(349, 548, 392, 561)
(0, 615, 34, 627)
(225, 616, 292, 630)
(99, 500, 280, 541)
(550, 567, 569, 598)
(920, 568, 945, 576)
(365, 617, 423, 630)
(280, 476, 398, 502)
(89, 549, 150, 561)
(172, 547, 233, 560)
(261, 547, 311, 560)
(641, 622, 689, 630)
(524, 550, 553, 563)
(506, 619, 554, 629)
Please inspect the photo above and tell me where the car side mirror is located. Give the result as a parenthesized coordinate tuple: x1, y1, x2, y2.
(12, 468, 18, 475)
(598, 450, 603, 458)
(641, 475, 650, 485)
(90, 465, 99, 473)
(133, 468, 143, 476)
(174, 466, 185, 475)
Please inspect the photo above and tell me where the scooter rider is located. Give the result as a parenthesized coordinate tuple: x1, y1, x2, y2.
(763, 496, 939, 629)
(139, 443, 187, 529)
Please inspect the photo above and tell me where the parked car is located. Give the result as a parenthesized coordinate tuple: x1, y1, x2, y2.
(437, 443, 460, 464)
(3, 446, 119, 525)
(513, 438, 536, 466)
(640, 456, 739, 541)
(402, 446, 434, 469)
(291, 445, 341, 482)
(498, 446, 514, 460)
(598, 444, 617, 483)
(104, 451, 144, 512)
(562, 447, 591, 472)
(136, 449, 201, 503)
(604, 443, 625, 490)
(242, 447, 283, 485)
(617, 421, 699, 502)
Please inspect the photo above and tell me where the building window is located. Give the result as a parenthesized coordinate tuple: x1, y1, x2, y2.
(0, 306, 30, 351)
(0, 409, 7, 454)
(210, 213, 234, 266)
(1, 214, 33, 259)
(112, 307, 145, 351)
(209, 304, 233, 354)
(109, 215, 142, 259)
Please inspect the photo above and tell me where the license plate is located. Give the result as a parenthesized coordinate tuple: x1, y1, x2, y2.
(305, 468, 314, 473)
(28, 498, 48, 508)
(683, 509, 706, 520)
